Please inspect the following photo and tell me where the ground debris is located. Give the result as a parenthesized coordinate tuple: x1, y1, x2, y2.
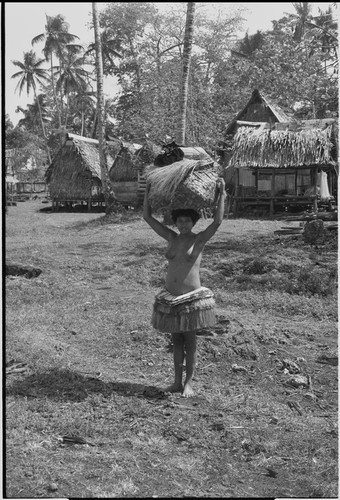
(6, 362, 29, 375)
(286, 374, 309, 388)
(6, 263, 42, 278)
(281, 358, 301, 374)
(231, 363, 248, 373)
(316, 353, 338, 366)
(60, 435, 95, 446)
(287, 401, 303, 415)
(264, 468, 278, 478)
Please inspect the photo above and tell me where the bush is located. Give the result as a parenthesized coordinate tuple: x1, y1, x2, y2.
(287, 265, 337, 297)
(242, 257, 275, 275)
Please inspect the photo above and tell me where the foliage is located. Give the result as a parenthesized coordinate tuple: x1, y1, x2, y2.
(287, 264, 337, 296)
(11, 50, 49, 97)
(8, 3, 338, 153)
(5, 126, 48, 181)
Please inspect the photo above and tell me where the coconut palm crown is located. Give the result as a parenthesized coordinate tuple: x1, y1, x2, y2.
(11, 50, 49, 96)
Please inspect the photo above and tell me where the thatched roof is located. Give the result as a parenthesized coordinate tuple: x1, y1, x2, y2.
(46, 133, 121, 199)
(109, 141, 143, 182)
(46, 133, 121, 183)
(229, 118, 338, 169)
(109, 139, 163, 181)
(225, 89, 294, 136)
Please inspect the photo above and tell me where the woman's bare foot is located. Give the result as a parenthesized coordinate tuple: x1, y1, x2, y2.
(182, 381, 194, 397)
(165, 383, 183, 393)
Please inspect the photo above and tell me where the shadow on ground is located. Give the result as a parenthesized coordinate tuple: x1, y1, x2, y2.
(7, 368, 167, 402)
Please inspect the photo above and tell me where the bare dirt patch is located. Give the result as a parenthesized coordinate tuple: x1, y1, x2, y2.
(5, 200, 338, 498)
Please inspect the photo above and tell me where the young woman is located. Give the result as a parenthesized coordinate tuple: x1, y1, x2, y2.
(143, 178, 226, 397)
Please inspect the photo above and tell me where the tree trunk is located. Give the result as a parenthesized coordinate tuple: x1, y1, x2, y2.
(92, 2, 117, 215)
(176, 2, 195, 147)
(33, 86, 52, 164)
(50, 55, 63, 144)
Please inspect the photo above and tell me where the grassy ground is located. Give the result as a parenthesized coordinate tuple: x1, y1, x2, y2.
(5, 200, 338, 498)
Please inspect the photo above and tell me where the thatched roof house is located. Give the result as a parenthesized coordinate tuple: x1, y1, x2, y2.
(109, 141, 143, 182)
(46, 133, 121, 206)
(216, 88, 339, 215)
(109, 139, 162, 182)
(228, 117, 338, 215)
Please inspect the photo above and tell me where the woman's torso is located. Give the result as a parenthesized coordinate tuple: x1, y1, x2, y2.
(165, 233, 204, 295)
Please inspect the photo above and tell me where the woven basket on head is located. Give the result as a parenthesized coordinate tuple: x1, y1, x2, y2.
(146, 159, 219, 211)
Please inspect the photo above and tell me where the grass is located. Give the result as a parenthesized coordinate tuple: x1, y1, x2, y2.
(5, 201, 338, 498)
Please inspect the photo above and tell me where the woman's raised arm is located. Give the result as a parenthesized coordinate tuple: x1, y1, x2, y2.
(198, 178, 226, 243)
(143, 184, 177, 241)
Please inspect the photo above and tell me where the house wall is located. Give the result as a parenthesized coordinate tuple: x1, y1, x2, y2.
(17, 181, 48, 194)
(112, 181, 139, 205)
(49, 150, 93, 200)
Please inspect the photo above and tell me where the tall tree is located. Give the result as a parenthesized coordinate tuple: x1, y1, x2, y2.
(307, 6, 338, 73)
(54, 46, 91, 128)
(32, 14, 81, 137)
(92, 2, 117, 214)
(291, 2, 313, 41)
(11, 50, 51, 162)
(16, 95, 50, 133)
(176, 2, 195, 146)
(85, 29, 122, 75)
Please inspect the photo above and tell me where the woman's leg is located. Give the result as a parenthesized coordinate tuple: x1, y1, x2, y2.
(182, 331, 197, 397)
(166, 332, 184, 392)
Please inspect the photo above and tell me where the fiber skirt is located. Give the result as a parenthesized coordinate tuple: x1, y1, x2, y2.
(152, 287, 216, 333)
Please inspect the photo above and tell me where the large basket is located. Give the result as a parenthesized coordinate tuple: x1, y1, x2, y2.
(148, 160, 219, 211)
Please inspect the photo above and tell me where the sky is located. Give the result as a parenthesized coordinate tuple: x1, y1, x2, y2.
(4, 2, 334, 126)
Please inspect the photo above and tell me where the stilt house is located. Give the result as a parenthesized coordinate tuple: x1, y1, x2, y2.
(46, 133, 121, 210)
(220, 89, 338, 216)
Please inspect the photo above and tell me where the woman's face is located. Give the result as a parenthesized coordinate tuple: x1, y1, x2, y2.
(176, 216, 194, 234)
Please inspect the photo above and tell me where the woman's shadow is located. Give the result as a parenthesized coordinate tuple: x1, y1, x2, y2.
(7, 367, 167, 402)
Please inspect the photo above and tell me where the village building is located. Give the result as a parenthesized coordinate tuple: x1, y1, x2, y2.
(108, 139, 161, 208)
(46, 133, 122, 210)
(220, 89, 338, 216)
(5, 148, 49, 200)
(45, 133, 160, 210)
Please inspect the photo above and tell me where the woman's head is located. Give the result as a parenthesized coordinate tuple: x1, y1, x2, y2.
(171, 209, 200, 227)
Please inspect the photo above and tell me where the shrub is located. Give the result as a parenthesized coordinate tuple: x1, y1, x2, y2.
(242, 257, 275, 275)
(287, 265, 337, 297)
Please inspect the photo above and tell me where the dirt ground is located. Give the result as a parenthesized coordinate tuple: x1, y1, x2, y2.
(5, 200, 338, 498)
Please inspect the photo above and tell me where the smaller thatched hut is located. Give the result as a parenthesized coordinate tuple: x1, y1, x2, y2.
(109, 139, 162, 206)
(46, 133, 121, 210)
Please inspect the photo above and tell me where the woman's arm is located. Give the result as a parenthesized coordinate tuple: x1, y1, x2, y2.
(143, 184, 177, 241)
(198, 178, 226, 243)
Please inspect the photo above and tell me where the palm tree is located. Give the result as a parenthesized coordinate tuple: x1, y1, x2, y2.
(32, 14, 81, 136)
(92, 2, 117, 214)
(54, 46, 91, 128)
(16, 95, 50, 133)
(176, 2, 195, 146)
(291, 2, 313, 42)
(72, 91, 97, 136)
(307, 6, 338, 72)
(11, 50, 51, 162)
(85, 29, 122, 75)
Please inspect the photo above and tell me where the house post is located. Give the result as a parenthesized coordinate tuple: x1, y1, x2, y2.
(232, 168, 239, 216)
(270, 169, 275, 217)
(313, 168, 318, 212)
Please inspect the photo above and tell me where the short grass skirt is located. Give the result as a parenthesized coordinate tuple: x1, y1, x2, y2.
(152, 287, 216, 333)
